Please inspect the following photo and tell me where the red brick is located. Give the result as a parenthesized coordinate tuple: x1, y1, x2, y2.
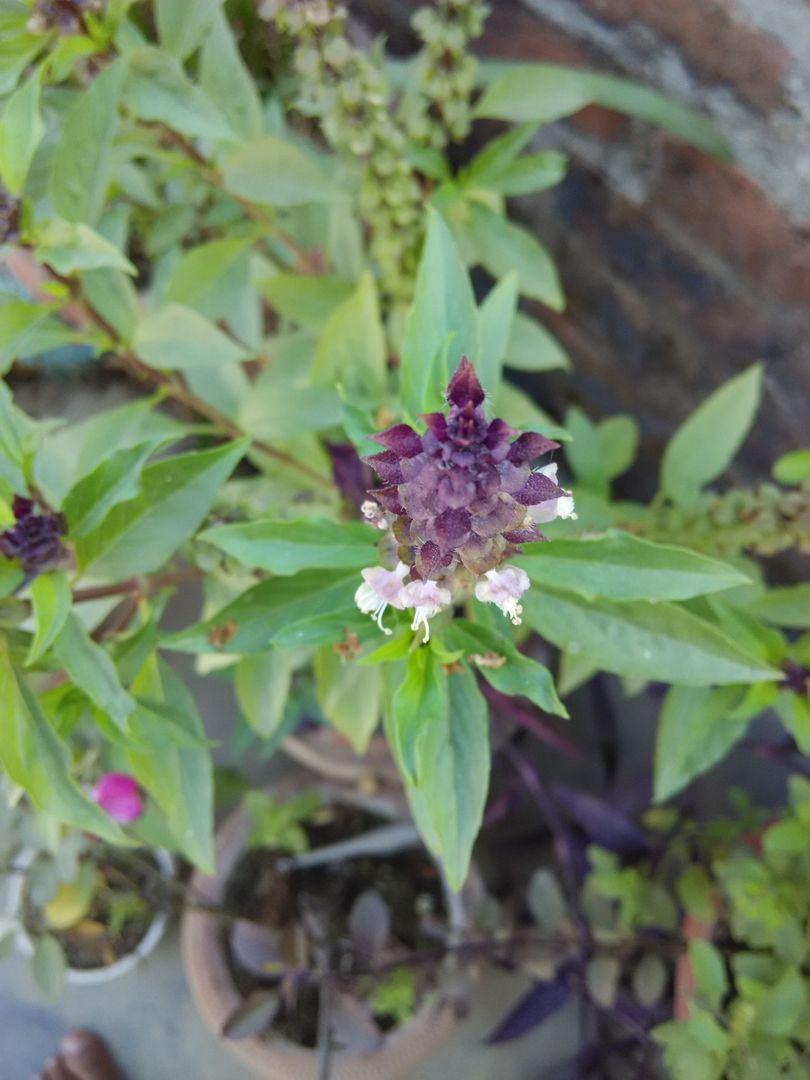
(582, 0, 789, 111)
(652, 144, 810, 308)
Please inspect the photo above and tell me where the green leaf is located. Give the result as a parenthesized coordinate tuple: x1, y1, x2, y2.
(747, 585, 810, 629)
(80, 269, 140, 342)
(125, 45, 233, 143)
(477, 272, 518, 399)
(33, 396, 188, 509)
(76, 440, 247, 578)
(200, 9, 262, 140)
(0, 19, 43, 97)
(773, 448, 810, 486)
(200, 517, 376, 575)
(165, 568, 361, 655)
(494, 380, 569, 442)
(0, 297, 83, 376)
(62, 441, 156, 538)
(522, 587, 781, 686)
(133, 303, 249, 372)
(654, 685, 751, 802)
(504, 312, 570, 373)
(0, 70, 44, 196)
(596, 417, 639, 481)
(34, 219, 136, 276)
(446, 619, 567, 718)
(689, 940, 728, 1010)
(155, 0, 224, 60)
(463, 202, 563, 309)
(660, 364, 763, 503)
(259, 274, 354, 329)
(315, 647, 382, 754)
(752, 968, 806, 1036)
(127, 657, 214, 871)
(220, 135, 337, 207)
(26, 571, 72, 667)
(311, 272, 386, 399)
(481, 151, 567, 197)
(400, 207, 480, 417)
(390, 647, 449, 783)
(53, 613, 135, 731)
(49, 58, 126, 225)
(0, 636, 124, 843)
(235, 650, 300, 740)
(162, 237, 253, 320)
(515, 533, 749, 602)
(240, 384, 341, 440)
(409, 665, 489, 890)
(475, 63, 731, 160)
(32, 934, 67, 1000)
(462, 123, 538, 186)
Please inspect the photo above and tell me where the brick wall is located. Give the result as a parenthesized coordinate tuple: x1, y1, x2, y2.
(357, 0, 810, 490)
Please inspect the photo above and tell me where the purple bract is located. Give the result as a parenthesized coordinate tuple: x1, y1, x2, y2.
(365, 356, 564, 578)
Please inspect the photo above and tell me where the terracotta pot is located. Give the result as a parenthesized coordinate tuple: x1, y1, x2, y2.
(181, 783, 467, 1079)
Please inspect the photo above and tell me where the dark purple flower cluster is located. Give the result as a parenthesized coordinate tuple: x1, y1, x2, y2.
(365, 357, 564, 578)
(0, 497, 65, 576)
(0, 188, 20, 244)
(27, 0, 96, 34)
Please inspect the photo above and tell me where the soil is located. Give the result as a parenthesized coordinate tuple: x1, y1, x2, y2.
(24, 849, 170, 970)
(223, 804, 448, 1047)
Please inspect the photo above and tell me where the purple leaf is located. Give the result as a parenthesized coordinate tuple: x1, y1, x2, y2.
(348, 889, 391, 965)
(551, 784, 647, 857)
(329, 992, 384, 1054)
(368, 485, 405, 515)
(365, 450, 404, 485)
(434, 507, 472, 551)
(417, 540, 441, 578)
(369, 423, 423, 458)
(513, 471, 566, 506)
(503, 525, 544, 545)
(230, 919, 281, 978)
(507, 432, 560, 465)
(485, 971, 572, 1044)
(481, 682, 582, 758)
(447, 355, 485, 408)
(421, 412, 448, 442)
(484, 418, 517, 452)
(326, 442, 372, 511)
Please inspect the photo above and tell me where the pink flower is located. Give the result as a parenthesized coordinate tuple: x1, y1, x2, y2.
(91, 773, 143, 824)
(474, 565, 530, 625)
(400, 579, 452, 643)
(354, 562, 410, 634)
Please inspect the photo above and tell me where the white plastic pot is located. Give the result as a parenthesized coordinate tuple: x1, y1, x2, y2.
(6, 846, 174, 985)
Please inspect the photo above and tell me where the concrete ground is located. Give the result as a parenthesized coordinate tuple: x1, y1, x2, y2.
(0, 927, 582, 1079)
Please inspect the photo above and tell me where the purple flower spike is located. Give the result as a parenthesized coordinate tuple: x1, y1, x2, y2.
(0, 496, 65, 576)
(91, 773, 144, 824)
(446, 355, 485, 408)
(363, 357, 571, 578)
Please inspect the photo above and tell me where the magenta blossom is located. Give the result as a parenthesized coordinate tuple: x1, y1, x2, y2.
(91, 773, 143, 824)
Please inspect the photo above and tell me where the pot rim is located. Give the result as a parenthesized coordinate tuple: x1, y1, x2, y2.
(5, 845, 174, 985)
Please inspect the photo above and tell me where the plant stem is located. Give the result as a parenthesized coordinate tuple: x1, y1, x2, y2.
(71, 568, 201, 604)
(5, 247, 333, 491)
